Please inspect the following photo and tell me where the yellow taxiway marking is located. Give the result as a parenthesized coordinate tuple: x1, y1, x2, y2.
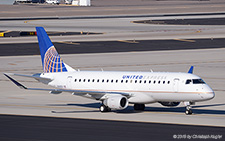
(118, 40, 139, 44)
(24, 20, 36, 24)
(174, 38, 196, 43)
(24, 20, 43, 26)
(0, 30, 11, 37)
(57, 41, 80, 45)
(1, 30, 11, 34)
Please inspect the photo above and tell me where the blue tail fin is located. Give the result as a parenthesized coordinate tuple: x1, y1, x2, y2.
(36, 27, 71, 73)
(188, 66, 194, 74)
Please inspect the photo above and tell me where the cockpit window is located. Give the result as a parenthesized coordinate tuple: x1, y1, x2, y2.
(193, 79, 205, 84)
(185, 79, 192, 84)
(185, 79, 205, 84)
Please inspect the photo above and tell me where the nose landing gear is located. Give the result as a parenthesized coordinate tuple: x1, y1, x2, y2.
(184, 102, 195, 115)
(185, 105, 193, 115)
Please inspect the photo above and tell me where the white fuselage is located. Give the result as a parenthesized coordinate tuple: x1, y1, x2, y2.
(41, 71, 215, 104)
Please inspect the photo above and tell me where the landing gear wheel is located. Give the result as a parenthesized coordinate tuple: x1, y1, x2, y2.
(99, 105, 111, 112)
(134, 104, 145, 111)
(185, 105, 193, 115)
(185, 109, 193, 115)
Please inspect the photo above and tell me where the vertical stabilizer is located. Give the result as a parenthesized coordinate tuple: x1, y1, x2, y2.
(36, 27, 75, 73)
(188, 66, 194, 74)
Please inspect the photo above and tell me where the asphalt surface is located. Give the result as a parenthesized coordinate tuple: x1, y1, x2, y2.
(0, 38, 225, 56)
(1, 12, 225, 21)
(1, 0, 225, 18)
(134, 17, 225, 25)
(0, 114, 224, 141)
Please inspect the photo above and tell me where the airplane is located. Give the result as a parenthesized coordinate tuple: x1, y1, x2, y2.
(4, 27, 215, 115)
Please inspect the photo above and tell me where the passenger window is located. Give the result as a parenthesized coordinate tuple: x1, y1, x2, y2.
(116, 80, 118, 83)
(144, 80, 146, 83)
(92, 79, 95, 82)
(153, 80, 156, 84)
(102, 79, 104, 83)
(74, 79, 77, 82)
(79, 79, 81, 82)
(97, 79, 99, 82)
(163, 81, 165, 84)
(130, 80, 132, 83)
(107, 79, 109, 83)
(135, 80, 137, 83)
(121, 80, 123, 83)
(126, 80, 128, 83)
(168, 81, 170, 84)
(111, 80, 113, 83)
(139, 80, 142, 83)
(149, 80, 151, 84)
(83, 79, 86, 82)
(158, 81, 160, 84)
(88, 79, 90, 82)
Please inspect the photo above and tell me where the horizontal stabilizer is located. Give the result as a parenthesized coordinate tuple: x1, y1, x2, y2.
(4, 73, 52, 82)
(4, 73, 27, 89)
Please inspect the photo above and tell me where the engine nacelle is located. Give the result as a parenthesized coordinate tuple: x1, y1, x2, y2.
(159, 102, 180, 107)
(103, 96, 128, 110)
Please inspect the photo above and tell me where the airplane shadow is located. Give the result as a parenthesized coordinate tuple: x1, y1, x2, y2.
(48, 103, 225, 115)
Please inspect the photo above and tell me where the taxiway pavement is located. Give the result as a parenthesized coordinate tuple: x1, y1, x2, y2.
(0, 1, 225, 139)
(0, 114, 224, 141)
(0, 48, 224, 127)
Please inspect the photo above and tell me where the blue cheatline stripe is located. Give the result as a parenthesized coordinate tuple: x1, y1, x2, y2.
(36, 27, 67, 73)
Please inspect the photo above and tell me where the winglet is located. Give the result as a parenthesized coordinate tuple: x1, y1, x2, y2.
(188, 66, 194, 74)
(4, 73, 27, 89)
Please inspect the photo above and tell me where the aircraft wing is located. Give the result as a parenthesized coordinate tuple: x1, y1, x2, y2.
(4, 73, 131, 99)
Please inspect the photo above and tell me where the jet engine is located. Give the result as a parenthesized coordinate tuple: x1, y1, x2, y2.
(103, 96, 128, 110)
(159, 102, 180, 107)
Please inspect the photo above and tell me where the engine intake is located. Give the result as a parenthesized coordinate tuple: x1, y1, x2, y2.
(103, 96, 128, 110)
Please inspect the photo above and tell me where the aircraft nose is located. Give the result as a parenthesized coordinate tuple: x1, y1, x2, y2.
(205, 91, 215, 100)
(201, 86, 215, 100)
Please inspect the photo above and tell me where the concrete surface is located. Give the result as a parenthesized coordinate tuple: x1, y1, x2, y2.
(0, 48, 225, 127)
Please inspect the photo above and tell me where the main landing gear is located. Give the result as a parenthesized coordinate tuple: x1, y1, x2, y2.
(99, 104, 111, 112)
(134, 104, 145, 111)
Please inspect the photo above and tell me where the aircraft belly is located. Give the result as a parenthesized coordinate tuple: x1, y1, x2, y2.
(151, 92, 203, 102)
(128, 92, 156, 104)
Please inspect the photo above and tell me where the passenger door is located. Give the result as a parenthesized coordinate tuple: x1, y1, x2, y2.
(173, 78, 179, 92)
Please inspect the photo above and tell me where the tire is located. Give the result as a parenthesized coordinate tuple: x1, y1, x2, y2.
(99, 105, 111, 112)
(185, 109, 193, 115)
